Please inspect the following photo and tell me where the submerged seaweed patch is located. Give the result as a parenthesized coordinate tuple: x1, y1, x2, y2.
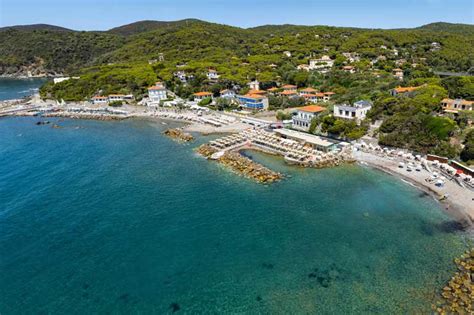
(261, 263, 274, 270)
(169, 302, 180, 313)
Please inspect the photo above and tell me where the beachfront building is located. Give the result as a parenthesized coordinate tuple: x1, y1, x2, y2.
(148, 82, 167, 104)
(247, 80, 260, 91)
(308, 55, 334, 73)
(334, 100, 372, 123)
(390, 86, 421, 96)
(193, 92, 213, 101)
(275, 128, 339, 152)
(441, 98, 474, 113)
(220, 89, 236, 99)
(292, 105, 326, 132)
(91, 96, 109, 105)
(236, 94, 269, 111)
(108, 94, 133, 102)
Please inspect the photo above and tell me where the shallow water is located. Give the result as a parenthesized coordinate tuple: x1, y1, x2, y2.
(0, 117, 468, 314)
(0, 78, 47, 101)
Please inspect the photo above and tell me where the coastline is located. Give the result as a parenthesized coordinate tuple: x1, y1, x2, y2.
(354, 150, 474, 233)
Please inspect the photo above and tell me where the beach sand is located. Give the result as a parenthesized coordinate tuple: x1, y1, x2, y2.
(354, 150, 474, 230)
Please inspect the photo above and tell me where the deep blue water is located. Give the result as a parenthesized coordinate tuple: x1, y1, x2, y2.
(0, 78, 47, 101)
(0, 117, 468, 314)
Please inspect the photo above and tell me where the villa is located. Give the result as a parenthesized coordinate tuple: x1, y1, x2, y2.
(299, 87, 318, 96)
(292, 105, 326, 131)
(333, 100, 372, 123)
(441, 98, 473, 113)
(193, 92, 213, 101)
(301, 93, 323, 104)
(390, 86, 421, 96)
(267, 87, 280, 94)
(248, 80, 260, 91)
(281, 84, 297, 92)
(148, 82, 167, 104)
(220, 89, 236, 99)
(342, 65, 356, 73)
(174, 71, 190, 83)
(236, 94, 269, 110)
(323, 92, 335, 102)
(207, 69, 220, 81)
(393, 68, 404, 80)
(308, 55, 334, 73)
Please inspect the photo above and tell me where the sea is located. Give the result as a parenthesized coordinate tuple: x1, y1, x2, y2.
(0, 81, 469, 314)
(0, 77, 48, 101)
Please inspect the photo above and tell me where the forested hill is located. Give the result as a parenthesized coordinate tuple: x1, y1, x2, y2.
(0, 20, 473, 77)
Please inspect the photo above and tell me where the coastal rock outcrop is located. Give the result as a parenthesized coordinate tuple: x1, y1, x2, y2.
(163, 128, 194, 142)
(433, 248, 473, 314)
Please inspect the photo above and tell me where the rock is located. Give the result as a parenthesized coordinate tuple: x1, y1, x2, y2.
(163, 128, 194, 142)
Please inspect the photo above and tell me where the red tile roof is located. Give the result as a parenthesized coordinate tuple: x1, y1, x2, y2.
(296, 105, 326, 113)
(194, 92, 212, 97)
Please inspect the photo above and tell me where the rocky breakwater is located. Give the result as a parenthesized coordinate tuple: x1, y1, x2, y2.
(196, 144, 218, 158)
(163, 128, 194, 142)
(433, 248, 473, 314)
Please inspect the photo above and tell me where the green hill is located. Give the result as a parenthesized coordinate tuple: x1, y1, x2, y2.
(418, 22, 474, 36)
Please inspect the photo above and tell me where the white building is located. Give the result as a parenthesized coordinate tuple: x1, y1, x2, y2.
(174, 71, 189, 83)
(207, 69, 220, 81)
(333, 100, 372, 122)
(220, 89, 236, 99)
(292, 105, 326, 132)
(308, 55, 334, 73)
(247, 80, 260, 91)
(91, 96, 108, 105)
(147, 82, 167, 104)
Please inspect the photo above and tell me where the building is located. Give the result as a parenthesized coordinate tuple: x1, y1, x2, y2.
(322, 92, 335, 102)
(237, 94, 269, 110)
(441, 98, 474, 113)
(309, 55, 334, 73)
(390, 86, 421, 96)
(247, 80, 260, 91)
(220, 89, 236, 99)
(299, 87, 318, 96)
(333, 100, 372, 122)
(281, 84, 297, 92)
(292, 105, 326, 131)
(207, 69, 219, 81)
(108, 94, 128, 102)
(91, 96, 108, 105)
(393, 68, 404, 80)
(280, 90, 299, 98)
(174, 71, 189, 83)
(297, 64, 310, 71)
(275, 128, 339, 152)
(301, 94, 322, 104)
(148, 82, 167, 104)
(193, 92, 213, 101)
(267, 87, 280, 94)
(342, 65, 356, 73)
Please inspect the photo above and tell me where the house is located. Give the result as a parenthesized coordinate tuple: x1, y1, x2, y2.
(91, 96, 108, 105)
(322, 92, 335, 102)
(309, 55, 334, 72)
(108, 94, 127, 102)
(431, 42, 441, 51)
(220, 89, 236, 99)
(390, 86, 420, 96)
(207, 69, 220, 81)
(333, 100, 372, 122)
(299, 87, 318, 96)
(297, 64, 310, 71)
(281, 84, 297, 92)
(342, 65, 356, 73)
(193, 92, 213, 101)
(236, 94, 269, 110)
(342, 52, 360, 63)
(280, 90, 299, 98)
(441, 98, 474, 113)
(292, 105, 326, 132)
(248, 80, 260, 91)
(148, 82, 167, 103)
(267, 87, 280, 94)
(393, 68, 404, 80)
(174, 71, 188, 83)
(301, 94, 322, 104)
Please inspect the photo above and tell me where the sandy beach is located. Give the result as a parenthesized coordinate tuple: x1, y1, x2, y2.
(354, 150, 474, 229)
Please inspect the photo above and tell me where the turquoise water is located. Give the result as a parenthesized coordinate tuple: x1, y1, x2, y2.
(0, 117, 468, 314)
(0, 78, 47, 101)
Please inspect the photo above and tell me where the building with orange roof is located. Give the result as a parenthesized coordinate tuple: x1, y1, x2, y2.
(342, 65, 356, 73)
(441, 98, 473, 113)
(299, 87, 318, 95)
(267, 87, 280, 93)
(193, 92, 213, 101)
(280, 90, 298, 98)
(322, 91, 335, 102)
(248, 89, 267, 96)
(390, 86, 421, 96)
(292, 105, 326, 131)
(281, 84, 297, 91)
(148, 82, 167, 104)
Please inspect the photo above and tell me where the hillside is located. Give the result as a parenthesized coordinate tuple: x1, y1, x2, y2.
(418, 22, 474, 36)
(1, 19, 473, 78)
(0, 24, 73, 32)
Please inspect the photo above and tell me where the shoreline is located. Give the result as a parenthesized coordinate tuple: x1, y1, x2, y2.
(354, 151, 474, 234)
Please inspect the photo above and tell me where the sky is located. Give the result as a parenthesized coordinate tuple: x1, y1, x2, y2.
(0, 0, 473, 30)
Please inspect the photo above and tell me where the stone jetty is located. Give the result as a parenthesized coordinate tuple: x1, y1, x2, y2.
(196, 144, 282, 183)
(163, 128, 194, 142)
(433, 248, 473, 314)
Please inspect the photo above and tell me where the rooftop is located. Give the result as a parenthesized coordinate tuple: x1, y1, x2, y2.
(275, 129, 338, 148)
(295, 105, 326, 113)
(194, 92, 213, 96)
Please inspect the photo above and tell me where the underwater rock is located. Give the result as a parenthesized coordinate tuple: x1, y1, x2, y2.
(169, 302, 180, 313)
